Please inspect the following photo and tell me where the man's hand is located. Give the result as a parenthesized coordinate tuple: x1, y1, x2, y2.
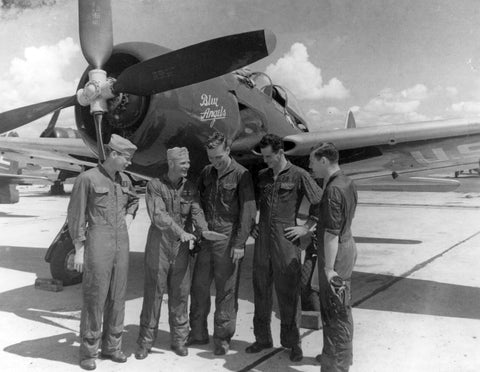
(324, 267, 338, 288)
(284, 225, 310, 242)
(125, 214, 133, 229)
(250, 224, 259, 239)
(180, 232, 196, 243)
(74, 243, 85, 273)
(231, 248, 244, 264)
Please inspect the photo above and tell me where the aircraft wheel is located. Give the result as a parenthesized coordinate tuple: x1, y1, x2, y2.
(454, 171, 460, 178)
(301, 245, 320, 312)
(49, 240, 83, 286)
(50, 181, 65, 195)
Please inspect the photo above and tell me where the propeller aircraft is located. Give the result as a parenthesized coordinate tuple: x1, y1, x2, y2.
(1, 0, 480, 284)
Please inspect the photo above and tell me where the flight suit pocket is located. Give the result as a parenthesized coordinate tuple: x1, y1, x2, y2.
(221, 183, 237, 203)
(93, 185, 109, 208)
(278, 182, 295, 201)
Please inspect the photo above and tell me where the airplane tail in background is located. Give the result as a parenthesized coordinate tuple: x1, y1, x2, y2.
(345, 110, 356, 129)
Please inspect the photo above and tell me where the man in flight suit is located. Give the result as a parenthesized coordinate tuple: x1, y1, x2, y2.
(68, 134, 139, 371)
(187, 131, 256, 355)
(309, 142, 358, 372)
(135, 147, 208, 359)
(246, 134, 323, 362)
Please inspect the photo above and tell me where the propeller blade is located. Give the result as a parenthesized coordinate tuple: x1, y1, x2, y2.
(40, 109, 61, 137)
(78, 0, 113, 68)
(114, 29, 276, 95)
(0, 96, 76, 134)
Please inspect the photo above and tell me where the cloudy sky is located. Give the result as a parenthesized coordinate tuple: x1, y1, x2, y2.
(2, 0, 480, 136)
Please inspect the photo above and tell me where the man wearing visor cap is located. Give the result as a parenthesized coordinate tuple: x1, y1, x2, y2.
(68, 134, 139, 370)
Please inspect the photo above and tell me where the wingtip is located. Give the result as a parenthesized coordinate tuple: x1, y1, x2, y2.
(264, 29, 277, 55)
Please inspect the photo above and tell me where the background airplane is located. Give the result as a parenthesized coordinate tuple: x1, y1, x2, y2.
(1, 0, 480, 284)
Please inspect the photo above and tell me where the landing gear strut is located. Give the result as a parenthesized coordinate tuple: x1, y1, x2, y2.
(50, 180, 65, 195)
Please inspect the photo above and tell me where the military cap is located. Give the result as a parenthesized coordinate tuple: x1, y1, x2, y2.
(108, 134, 137, 157)
(167, 147, 189, 161)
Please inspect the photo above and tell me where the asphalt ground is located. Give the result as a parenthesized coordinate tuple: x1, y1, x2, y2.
(0, 172, 479, 372)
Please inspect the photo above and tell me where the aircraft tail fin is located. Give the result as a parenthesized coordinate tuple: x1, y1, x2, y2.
(345, 110, 356, 129)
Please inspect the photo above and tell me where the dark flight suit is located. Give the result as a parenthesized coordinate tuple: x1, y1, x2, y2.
(316, 170, 357, 372)
(189, 159, 256, 349)
(68, 165, 139, 360)
(253, 162, 323, 348)
(137, 175, 208, 349)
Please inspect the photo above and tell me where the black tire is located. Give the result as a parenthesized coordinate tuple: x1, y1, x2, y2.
(49, 240, 83, 286)
(301, 247, 320, 311)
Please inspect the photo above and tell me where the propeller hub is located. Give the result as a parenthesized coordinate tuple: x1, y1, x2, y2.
(76, 69, 116, 113)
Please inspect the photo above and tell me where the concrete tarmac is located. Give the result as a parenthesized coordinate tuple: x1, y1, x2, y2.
(1, 175, 479, 372)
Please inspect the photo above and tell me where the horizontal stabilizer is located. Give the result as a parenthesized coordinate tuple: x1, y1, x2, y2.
(355, 175, 460, 192)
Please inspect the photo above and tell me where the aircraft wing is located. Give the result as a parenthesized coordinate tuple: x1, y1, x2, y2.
(283, 117, 480, 192)
(0, 137, 97, 173)
(283, 117, 480, 156)
(0, 172, 51, 185)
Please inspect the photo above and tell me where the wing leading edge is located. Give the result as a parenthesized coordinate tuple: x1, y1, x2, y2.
(283, 117, 480, 156)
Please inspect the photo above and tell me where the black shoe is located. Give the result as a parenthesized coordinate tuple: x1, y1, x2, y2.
(80, 358, 96, 370)
(135, 346, 150, 360)
(101, 350, 127, 363)
(171, 345, 188, 357)
(185, 335, 209, 346)
(214, 345, 228, 356)
(289, 345, 303, 362)
(245, 341, 273, 353)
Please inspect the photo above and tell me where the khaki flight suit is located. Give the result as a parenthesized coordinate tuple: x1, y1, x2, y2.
(137, 175, 208, 349)
(68, 165, 139, 360)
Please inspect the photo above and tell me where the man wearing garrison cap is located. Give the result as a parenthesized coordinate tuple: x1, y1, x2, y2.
(68, 134, 139, 371)
(135, 146, 209, 359)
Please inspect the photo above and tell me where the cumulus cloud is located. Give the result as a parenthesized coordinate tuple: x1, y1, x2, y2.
(354, 84, 438, 125)
(363, 85, 430, 118)
(307, 108, 320, 116)
(326, 106, 341, 115)
(451, 101, 480, 113)
(445, 87, 458, 98)
(1, 0, 56, 9)
(0, 37, 80, 135)
(400, 84, 428, 100)
(265, 43, 349, 101)
(1, 37, 80, 108)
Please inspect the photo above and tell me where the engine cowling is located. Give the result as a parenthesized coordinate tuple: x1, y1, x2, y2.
(74, 42, 170, 158)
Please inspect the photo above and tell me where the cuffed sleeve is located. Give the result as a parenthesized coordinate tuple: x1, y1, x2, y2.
(230, 170, 257, 250)
(191, 188, 208, 235)
(323, 186, 343, 236)
(67, 174, 89, 245)
(300, 171, 323, 205)
(126, 180, 140, 218)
